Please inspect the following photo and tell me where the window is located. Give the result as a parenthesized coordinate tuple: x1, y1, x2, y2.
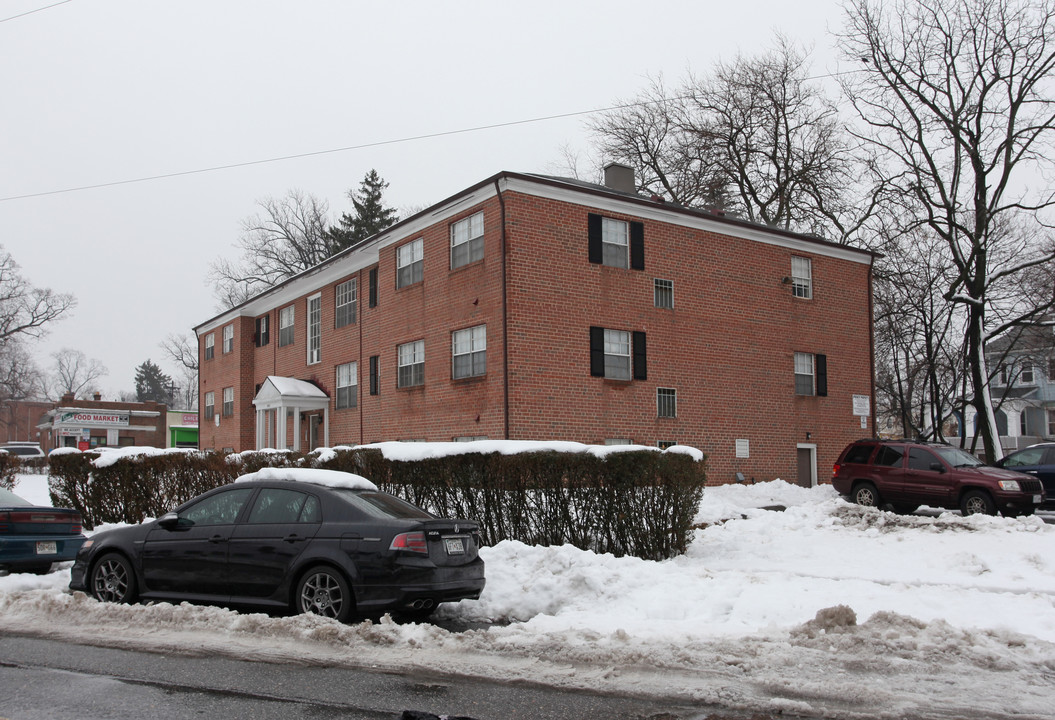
(874, 445, 905, 467)
(369, 355, 379, 395)
(279, 306, 294, 347)
(336, 362, 357, 409)
(791, 257, 812, 299)
(247, 488, 320, 524)
(654, 279, 674, 309)
(450, 212, 484, 269)
(398, 340, 425, 388)
(255, 315, 270, 347)
(307, 294, 321, 364)
(180, 488, 253, 526)
(204, 391, 215, 420)
(204, 333, 214, 361)
(335, 279, 357, 328)
(588, 214, 644, 269)
(1049, 356, 1055, 382)
(794, 352, 828, 396)
(604, 438, 632, 445)
(908, 447, 941, 472)
(590, 327, 647, 381)
(657, 388, 677, 418)
(452, 325, 486, 379)
(658, 441, 677, 449)
(222, 387, 234, 417)
(1022, 362, 1035, 384)
(454, 436, 488, 442)
(369, 268, 378, 307)
(397, 238, 424, 288)
(222, 325, 234, 354)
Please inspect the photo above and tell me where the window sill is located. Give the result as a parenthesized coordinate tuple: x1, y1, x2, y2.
(449, 257, 485, 275)
(452, 374, 487, 385)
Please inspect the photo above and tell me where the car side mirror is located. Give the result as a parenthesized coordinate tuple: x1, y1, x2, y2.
(157, 512, 189, 530)
(930, 462, 945, 473)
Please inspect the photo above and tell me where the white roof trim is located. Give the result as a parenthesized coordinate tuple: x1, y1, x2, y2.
(253, 376, 329, 412)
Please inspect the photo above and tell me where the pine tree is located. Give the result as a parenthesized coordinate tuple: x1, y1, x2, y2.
(328, 170, 398, 253)
(134, 359, 173, 404)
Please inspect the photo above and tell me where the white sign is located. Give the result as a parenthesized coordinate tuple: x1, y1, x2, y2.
(58, 411, 129, 427)
(852, 395, 871, 417)
(735, 439, 750, 459)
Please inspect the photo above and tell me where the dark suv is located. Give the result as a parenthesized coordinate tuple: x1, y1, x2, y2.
(832, 439, 1045, 516)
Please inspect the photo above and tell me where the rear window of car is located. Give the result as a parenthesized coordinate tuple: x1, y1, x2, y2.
(0, 488, 32, 506)
(874, 445, 906, 467)
(2, 445, 43, 456)
(330, 489, 434, 520)
(843, 444, 876, 464)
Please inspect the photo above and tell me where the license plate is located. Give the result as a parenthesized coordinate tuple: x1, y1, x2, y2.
(444, 538, 465, 555)
(1034, 495, 1042, 503)
(35, 541, 57, 555)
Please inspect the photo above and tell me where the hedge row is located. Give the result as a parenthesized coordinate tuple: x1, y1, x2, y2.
(48, 447, 706, 560)
(0, 452, 18, 490)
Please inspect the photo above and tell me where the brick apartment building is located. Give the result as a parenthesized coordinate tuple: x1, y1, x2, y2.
(194, 166, 876, 486)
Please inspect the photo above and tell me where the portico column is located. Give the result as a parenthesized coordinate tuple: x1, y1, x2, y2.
(293, 407, 302, 452)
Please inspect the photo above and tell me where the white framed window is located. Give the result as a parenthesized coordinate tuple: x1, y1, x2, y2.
(604, 438, 632, 445)
(791, 256, 812, 299)
(222, 387, 234, 416)
(222, 325, 234, 354)
(335, 279, 357, 328)
(657, 387, 677, 418)
(279, 306, 295, 347)
(452, 325, 487, 379)
(795, 352, 815, 396)
(602, 217, 629, 268)
(604, 329, 631, 381)
(1022, 362, 1035, 384)
(203, 391, 215, 420)
(204, 333, 215, 360)
(336, 362, 358, 409)
(307, 294, 321, 365)
(451, 212, 484, 269)
(397, 339, 425, 388)
(454, 435, 488, 442)
(397, 238, 424, 288)
(654, 278, 673, 309)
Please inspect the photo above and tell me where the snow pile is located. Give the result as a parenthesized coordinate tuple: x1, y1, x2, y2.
(3, 474, 1054, 718)
(235, 467, 378, 490)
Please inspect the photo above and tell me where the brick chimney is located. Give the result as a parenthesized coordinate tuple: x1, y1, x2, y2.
(93, 392, 102, 401)
(603, 162, 636, 194)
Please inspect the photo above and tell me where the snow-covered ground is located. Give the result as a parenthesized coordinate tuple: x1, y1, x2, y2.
(3, 473, 1055, 719)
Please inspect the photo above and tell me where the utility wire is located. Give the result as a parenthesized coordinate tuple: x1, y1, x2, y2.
(0, 0, 74, 24)
(0, 68, 862, 203)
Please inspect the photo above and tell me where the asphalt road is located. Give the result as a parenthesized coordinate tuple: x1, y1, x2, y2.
(0, 634, 785, 720)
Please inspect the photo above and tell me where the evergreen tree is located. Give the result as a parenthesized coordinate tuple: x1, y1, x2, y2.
(134, 359, 173, 404)
(328, 170, 398, 252)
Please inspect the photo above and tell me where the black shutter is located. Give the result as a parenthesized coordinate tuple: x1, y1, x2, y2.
(633, 331, 647, 380)
(589, 326, 605, 377)
(629, 221, 645, 270)
(816, 354, 828, 397)
(369, 355, 379, 395)
(369, 267, 378, 308)
(587, 214, 603, 264)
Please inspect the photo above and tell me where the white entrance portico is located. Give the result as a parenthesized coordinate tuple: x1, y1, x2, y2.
(252, 376, 329, 451)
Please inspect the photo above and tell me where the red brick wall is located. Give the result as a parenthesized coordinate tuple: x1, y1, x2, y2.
(197, 182, 874, 485)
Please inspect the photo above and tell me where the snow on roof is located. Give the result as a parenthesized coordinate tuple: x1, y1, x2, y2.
(260, 376, 327, 398)
(235, 467, 378, 491)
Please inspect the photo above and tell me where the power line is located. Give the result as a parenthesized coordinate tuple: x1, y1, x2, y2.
(0, 67, 864, 204)
(0, 0, 74, 24)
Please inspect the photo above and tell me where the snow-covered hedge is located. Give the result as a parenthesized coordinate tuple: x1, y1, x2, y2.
(0, 451, 18, 490)
(48, 442, 706, 560)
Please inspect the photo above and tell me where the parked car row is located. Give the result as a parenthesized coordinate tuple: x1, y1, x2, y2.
(832, 438, 1048, 516)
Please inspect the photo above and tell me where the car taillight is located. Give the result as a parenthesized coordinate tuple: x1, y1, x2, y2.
(0, 511, 8, 533)
(389, 531, 429, 554)
(832, 463, 841, 477)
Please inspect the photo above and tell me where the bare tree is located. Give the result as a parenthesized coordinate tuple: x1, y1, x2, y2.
(209, 190, 333, 310)
(160, 333, 198, 410)
(589, 37, 881, 244)
(839, 0, 1055, 461)
(0, 341, 44, 403)
(46, 348, 108, 400)
(0, 247, 74, 343)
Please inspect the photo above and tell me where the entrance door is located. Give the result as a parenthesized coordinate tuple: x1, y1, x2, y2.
(796, 445, 816, 488)
(309, 415, 321, 451)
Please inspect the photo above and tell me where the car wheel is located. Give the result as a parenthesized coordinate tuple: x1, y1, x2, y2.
(960, 490, 996, 516)
(90, 553, 138, 604)
(852, 482, 881, 507)
(296, 566, 354, 622)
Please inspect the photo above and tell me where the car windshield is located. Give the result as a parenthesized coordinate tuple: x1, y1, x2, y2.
(0, 487, 32, 506)
(932, 446, 984, 467)
(330, 489, 434, 520)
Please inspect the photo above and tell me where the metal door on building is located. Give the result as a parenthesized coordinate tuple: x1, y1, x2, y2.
(796, 445, 817, 488)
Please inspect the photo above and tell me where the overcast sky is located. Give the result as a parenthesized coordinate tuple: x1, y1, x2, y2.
(1, 0, 849, 402)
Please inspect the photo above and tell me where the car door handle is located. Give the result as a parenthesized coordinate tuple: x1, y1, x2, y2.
(209, 534, 228, 544)
(284, 533, 305, 543)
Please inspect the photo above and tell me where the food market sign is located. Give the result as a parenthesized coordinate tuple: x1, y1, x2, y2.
(57, 411, 129, 427)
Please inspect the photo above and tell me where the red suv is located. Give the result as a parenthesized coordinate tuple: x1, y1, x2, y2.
(832, 439, 1045, 516)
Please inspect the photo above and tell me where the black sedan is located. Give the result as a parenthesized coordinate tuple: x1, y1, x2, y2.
(69, 469, 485, 621)
(996, 443, 1055, 509)
(0, 487, 86, 575)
